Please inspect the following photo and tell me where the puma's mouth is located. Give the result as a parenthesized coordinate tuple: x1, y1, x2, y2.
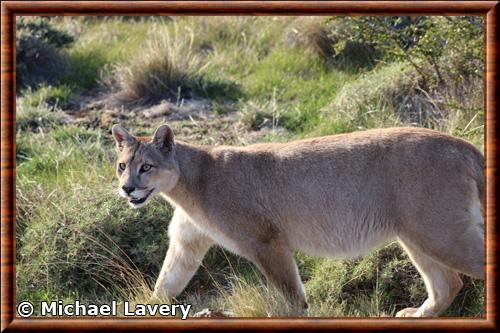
(129, 188, 155, 206)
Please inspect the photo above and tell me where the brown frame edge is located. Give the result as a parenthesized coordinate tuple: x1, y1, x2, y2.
(1, 1, 498, 332)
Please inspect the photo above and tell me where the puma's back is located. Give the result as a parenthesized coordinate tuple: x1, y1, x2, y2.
(184, 127, 483, 257)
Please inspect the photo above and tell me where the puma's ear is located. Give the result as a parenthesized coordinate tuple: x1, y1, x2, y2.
(112, 124, 136, 150)
(152, 124, 175, 152)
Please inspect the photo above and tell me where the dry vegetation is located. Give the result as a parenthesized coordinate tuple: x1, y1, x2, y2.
(16, 16, 484, 318)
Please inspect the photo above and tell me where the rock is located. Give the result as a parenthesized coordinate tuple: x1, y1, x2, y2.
(142, 100, 173, 118)
(101, 109, 127, 128)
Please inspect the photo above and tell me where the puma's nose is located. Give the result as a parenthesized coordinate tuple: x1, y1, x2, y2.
(122, 186, 135, 195)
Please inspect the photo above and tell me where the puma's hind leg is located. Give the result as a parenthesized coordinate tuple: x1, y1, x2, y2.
(396, 191, 484, 317)
(244, 239, 308, 311)
(396, 240, 463, 317)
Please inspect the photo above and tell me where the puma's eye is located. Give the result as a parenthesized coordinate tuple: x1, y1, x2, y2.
(118, 163, 126, 171)
(140, 164, 152, 172)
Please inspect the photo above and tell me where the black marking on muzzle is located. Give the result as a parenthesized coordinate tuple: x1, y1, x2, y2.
(129, 188, 155, 204)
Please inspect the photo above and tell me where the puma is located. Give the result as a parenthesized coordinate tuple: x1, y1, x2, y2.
(112, 124, 484, 317)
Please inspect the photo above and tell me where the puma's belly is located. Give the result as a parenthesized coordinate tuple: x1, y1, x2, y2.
(285, 217, 396, 259)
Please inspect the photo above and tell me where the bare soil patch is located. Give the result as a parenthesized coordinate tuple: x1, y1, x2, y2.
(63, 92, 291, 145)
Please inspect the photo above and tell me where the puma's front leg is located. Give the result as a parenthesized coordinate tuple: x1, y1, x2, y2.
(152, 209, 213, 300)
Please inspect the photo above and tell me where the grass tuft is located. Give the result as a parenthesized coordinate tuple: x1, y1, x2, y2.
(286, 18, 336, 63)
(105, 23, 206, 106)
(212, 274, 304, 317)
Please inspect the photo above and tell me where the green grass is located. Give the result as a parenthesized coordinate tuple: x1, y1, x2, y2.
(16, 16, 485, 318)
(59, 18, 152, 91)
(235, 48, 353, 133)
(20, 84, 72, 108)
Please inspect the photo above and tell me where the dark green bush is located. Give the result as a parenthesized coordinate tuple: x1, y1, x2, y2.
(16, 17, 74, 90)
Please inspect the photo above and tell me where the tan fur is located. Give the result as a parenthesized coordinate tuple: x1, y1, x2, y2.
(112, 125, 484, 317)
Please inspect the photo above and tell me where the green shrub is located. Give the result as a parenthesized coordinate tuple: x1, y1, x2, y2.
(328, 16, 484, 91)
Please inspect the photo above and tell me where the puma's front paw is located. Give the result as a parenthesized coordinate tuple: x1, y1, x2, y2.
(396, 307, 420, 317)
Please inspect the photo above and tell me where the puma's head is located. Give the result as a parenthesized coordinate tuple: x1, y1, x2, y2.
(112, 124, 180, 209)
